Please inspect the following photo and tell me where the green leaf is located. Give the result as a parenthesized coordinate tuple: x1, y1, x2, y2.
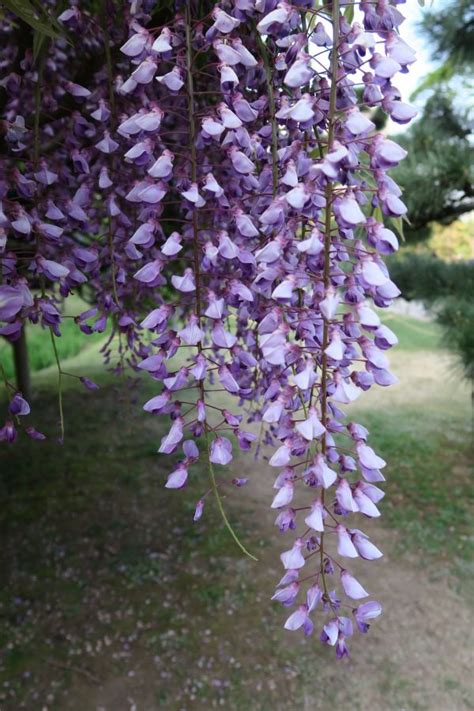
(389, 216, 405, 242)
(32, 30, 49, 62)
(344, 2, 354, 24)
(373, 205, 384, 223)
(1, 0, 61, 39)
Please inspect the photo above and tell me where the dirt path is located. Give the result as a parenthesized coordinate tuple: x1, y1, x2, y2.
(60, 446, 473, 711)
(89, 347, 472, 710)
(2, 344, 472, 711)
(60, 500, 474, 711)
(229, 458, 474, 711)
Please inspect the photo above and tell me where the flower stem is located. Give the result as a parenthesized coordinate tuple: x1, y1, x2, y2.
(254, 28, 279, 196)
(204, 427, 258, 561)
(49, 328, 64, 442)
(185, 4, 257, 562)
(319, 0, 340, 603)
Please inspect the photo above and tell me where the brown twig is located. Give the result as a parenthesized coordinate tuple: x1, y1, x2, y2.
(47, 660, 102, 685)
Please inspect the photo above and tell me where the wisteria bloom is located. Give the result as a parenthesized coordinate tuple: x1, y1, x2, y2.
(0, 0, 417, 655)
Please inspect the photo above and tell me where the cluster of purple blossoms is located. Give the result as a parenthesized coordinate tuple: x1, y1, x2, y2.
(0, 0, 416, 653)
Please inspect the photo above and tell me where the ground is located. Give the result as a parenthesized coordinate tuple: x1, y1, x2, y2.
(0, 312, 472, 710)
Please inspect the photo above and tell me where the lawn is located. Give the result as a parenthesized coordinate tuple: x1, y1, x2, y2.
(353, 313, 472, 573)
(0, 296, 106, 381)
(0, 311, 472, 710)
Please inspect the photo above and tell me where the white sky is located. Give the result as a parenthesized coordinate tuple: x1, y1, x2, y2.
(398, 0, 441, 100)
(388, 0, 443, 132)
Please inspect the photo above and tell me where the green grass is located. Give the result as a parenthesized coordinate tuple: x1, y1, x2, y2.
(0, 380, 263, 709)
(0, 307, 443, 385)
(379, 311, 443, 352)
(0, 311, 472, 709)
(359, 407, 472, 565)
(0, 296, 106, 381)
(352, 312, 473, 573)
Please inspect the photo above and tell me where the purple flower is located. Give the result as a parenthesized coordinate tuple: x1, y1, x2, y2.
(336, 479, 358, 513)
(25, 426, 46, 441)
(157, 67, 184, 92)
(353, 487, 381, 518)
(345, 109, 374, 135)
(284, 57, 314, 88)
(293, 362, 317, 391)
(336, 634, 350, 659)
(307, 584, 322, 612)
(281, 539, 305, 570)
(304, 500, 325, 532)
(320, 618, 339, 646)
(319, 287, 340, 320)
(183, 440, 199, 460)
(209, 437, 233, 466)
(0, 421, 16, 443)
(9, 393, 30, 416)
(136, 108, 164, 133)
(271, 480, 294, 509)
(38, 258, 70, 281)
(336, 525, 358, 559)
(218, 365, 240, 394)
(178, 316, 204, 346)
(257, 5, 290, 34)
(352, 531, 383, 560)
(140, 306, 172, 331)
(229, 147, 255, 175)
(165, 465, 188, 489)
(275, 508, 296, 532)
(357, 442, 386, 470)
(1, 0, 415, 654)
(132, 58, 157, 84)
(210, 7, 240, 34)
(149, 152, 174, 180)
(325, 331, 345, 362)
(171, 269, 196, 293)
(193, 499, 204, 522)
(143, 392, 170, 414)
(284, 604, 314, 636)
(335, 195, 367, 227)
(152, 28, 172, 54)
(0, 287, 24, 321)
(340, 571, 369, 600)
(158, 418, 184, 454)
(232, 477, 248, 487)
(272, 581, 300, 606)
(79, 377, 99, 391)
(263, 398, 284, 424)
(65, 81, 91, 98)
(269, 442, 292, 468)
(121, 31, 149, 57)
(313, 454, 337, 489)
(353, 601, 382, 633)
(95, 132, 119, 154)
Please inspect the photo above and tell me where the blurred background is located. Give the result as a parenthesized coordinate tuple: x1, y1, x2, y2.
(0, 2, 473, 710)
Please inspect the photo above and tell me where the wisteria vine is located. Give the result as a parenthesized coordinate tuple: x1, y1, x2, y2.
(0, 0, 417, 655)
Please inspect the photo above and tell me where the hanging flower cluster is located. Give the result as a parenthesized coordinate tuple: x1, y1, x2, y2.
(0, 0, 416, 654)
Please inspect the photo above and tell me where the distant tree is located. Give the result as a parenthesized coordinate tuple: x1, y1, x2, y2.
(418, 0, 474, 88)
(388, 2, 474, 383)
(392, 0, 474, 242)
(394, 94, 474, 241)
(428, 220, 474, 261)
(437, 299, 474, 386)
(388, 253, 474, 388)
